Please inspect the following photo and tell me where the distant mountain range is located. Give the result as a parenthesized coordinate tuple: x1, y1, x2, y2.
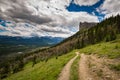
(0, 36, 64, 46)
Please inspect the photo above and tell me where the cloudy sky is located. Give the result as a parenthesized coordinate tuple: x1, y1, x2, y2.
(0, 0, 120, 37)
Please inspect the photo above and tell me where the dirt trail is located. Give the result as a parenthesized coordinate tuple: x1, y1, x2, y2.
(79, 54, 120, 80)
(79, 54, 99, 80)
(57, 52, 79, 80)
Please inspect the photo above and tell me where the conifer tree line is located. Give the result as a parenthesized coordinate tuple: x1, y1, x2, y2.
(0, 15, 120, 79)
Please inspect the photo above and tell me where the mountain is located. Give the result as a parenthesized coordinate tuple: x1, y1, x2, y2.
(0, 36, 64, 46)
(79, 22, 97, 30)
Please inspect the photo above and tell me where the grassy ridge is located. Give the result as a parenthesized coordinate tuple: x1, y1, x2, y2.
(70, 55, 80, 80)
(79, 35, 120, 59)
(4, 50, 76, 80)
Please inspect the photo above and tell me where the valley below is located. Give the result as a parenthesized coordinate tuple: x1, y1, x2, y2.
(0, 44, 39, 56)
(0, 36, 64, 57)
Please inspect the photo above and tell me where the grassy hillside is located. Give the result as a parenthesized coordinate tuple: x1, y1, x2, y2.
(78, 34, 120, 59)
(4, 50, 76, 80)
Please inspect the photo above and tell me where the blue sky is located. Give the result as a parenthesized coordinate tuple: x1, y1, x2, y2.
(66, 0, 105, 21)
(0, 19, 6, 27)
(0, 0, 119, 37)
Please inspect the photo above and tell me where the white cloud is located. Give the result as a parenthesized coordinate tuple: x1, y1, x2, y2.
(0, 0, 99, 38)
(99, 0, 120, 18)
(74, 0, 99, 6)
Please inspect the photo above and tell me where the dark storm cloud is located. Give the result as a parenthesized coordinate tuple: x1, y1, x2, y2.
(7, 7, 52, 24)
(0, 0, 52, 24)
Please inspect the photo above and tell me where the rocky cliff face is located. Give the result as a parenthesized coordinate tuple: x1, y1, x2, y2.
(79, 22, 97, 30)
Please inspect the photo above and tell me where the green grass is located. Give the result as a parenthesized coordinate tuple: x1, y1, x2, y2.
(70, 55, 80, 80)
(109, 64, 120, 71)
(4, 50, 76, 80)
(78, 35, 120, 59)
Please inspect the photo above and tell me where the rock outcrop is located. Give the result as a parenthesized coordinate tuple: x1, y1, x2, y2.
(79, 22, 97, 30)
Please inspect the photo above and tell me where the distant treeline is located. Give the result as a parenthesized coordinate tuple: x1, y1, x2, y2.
(0, 15, 120, 79)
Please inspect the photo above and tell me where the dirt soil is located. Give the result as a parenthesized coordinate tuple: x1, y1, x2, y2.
(79, 54, 120, 80)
